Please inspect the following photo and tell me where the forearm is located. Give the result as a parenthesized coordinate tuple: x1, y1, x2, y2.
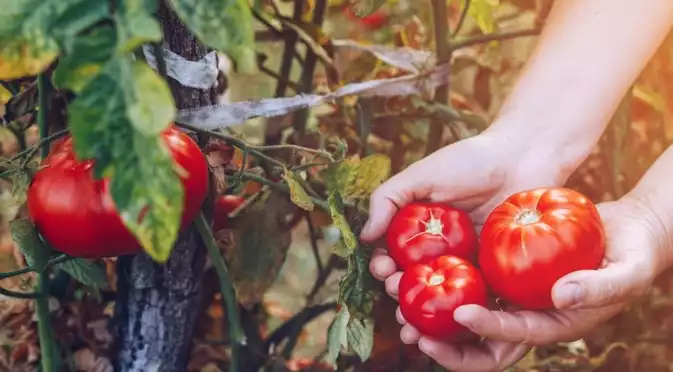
(624, 146, 673, 274)
(487, 0, 673, 178)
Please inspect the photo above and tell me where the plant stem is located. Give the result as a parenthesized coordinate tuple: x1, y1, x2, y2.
(453, 0, 471, 37)
(153, 43, 167, 78)
(274, 0, 304, 99)
(231, 172, 330, 211)
(194, 212, 244, 372)
(9, 128, 69, 162)
(36, 274, 55, 372)
(450, 28, 542, 51)
(0, 254, 72, 280)
(425, 0, 452, 156)
(37, 74, 50, 158)
(0, 285, 40, 299)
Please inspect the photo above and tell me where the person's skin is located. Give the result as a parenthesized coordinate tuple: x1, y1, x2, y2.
(360, 1, 673, 371)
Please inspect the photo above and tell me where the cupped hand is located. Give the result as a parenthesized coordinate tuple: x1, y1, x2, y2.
(379, 195, 669, 372)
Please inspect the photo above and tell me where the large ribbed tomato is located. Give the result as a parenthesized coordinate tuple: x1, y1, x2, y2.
(27, 125, 209, 258)
(385, 202, 478, 270)
(399, 255, 488, 340)
(478, 187, 606, 310)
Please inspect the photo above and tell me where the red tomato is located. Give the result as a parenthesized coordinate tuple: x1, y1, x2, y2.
(344, 7, 389, 30)
(27, 125, 209, 258)
(398, 255, 488, 340)
(385, 202, 477, 270)
(212, 194, 245, 231)
(478, 187, 606, 310)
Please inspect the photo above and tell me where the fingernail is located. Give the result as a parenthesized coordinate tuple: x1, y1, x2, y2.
(418, 338, 437, 356)
(452, 306, 476, 329)
(555, 283, 582, 308)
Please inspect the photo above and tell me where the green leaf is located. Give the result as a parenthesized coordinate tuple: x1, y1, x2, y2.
(0, 0, 109, 80)
(350, 154, 390, 198)
(68, 55, 180, 262)
(166, 0, 255, 70)
(338, 246, 376, 320)
(346, 316, 374, 362)
(115, 0, 162, 53)
(53, 26, 117, 93)
(326, 306, 375, 366)
(328, 192, 357, 253)
(468, 0, 499, 34)
(9, 219, 51, 273)
(284, 169, 314, 211)
(327, 306, 350, 365)
(56, 258, 108, 290)
(325, 154, 390, 200)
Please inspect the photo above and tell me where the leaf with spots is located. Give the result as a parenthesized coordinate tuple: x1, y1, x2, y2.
(0, 0, 108, 80)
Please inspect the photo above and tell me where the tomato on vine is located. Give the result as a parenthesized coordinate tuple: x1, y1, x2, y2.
(212, 194, 245, 231)
(385, 202, 477, 269)
(27, 125, 209, 258)
(478, 187, 606, 310)
(343, 6, 389, 30)
(398, 255, 488, 340)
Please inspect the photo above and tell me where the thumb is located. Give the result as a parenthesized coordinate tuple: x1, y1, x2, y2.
(552, 263, 649, 310)
(360, 168, 428, 242)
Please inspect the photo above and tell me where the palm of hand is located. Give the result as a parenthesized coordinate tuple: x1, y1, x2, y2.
(363, 134, 657, 371)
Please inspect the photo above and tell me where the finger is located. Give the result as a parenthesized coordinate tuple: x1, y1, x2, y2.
(400, 323, 422, 344)
(453, 304, 621, 345)
(418, 337, 530, 372)
(552, 262, 651, 310)
(369, 249, 398, 281)
(385, 272, 403, 300)
(396, 306, 406, 324)
(360, 168, 428, 241)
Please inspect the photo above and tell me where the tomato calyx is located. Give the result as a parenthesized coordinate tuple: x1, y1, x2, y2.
(428, 273, 445, 286)
(514, 209, 541, 225)
(404, 210, 448, 243)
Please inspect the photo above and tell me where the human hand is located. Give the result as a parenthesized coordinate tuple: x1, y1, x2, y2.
(382, 194, 671, 372)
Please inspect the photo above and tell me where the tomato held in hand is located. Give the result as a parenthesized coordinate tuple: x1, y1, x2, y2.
(399, 255, 488, 340)
(27, 125, 209, 258)
(478, 187, 606, 310)
(212, 194, 245, 231)
(385, 202, 477, 269)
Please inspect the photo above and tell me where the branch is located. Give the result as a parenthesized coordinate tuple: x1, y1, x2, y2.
(230, 172, 330, 212)
(453, 0, 471, 37)
(274, 0, 305, 98)
(450, 28, 542, 51)
(426, 0, 451, 156)
(0, 254, 73, 280)
(194, 212, 244, 372)
(263, 302, 337, 351)
(0, 285, 41, 299)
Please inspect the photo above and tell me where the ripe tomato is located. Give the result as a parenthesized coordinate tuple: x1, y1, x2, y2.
(385, 202, 477, 270)
(344, 6, 389, 30)
(398, 255, 488, 340)
(212, 194, 245, 231)
(478, 187, 606, 310)
(27, 125, 209, 258)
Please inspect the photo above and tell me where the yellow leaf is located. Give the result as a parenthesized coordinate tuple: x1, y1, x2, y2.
(0, 84, 11, 105)
(0, 39, 59, 80)
(284, 169, 315, 211)
(351, 154, 390, 198)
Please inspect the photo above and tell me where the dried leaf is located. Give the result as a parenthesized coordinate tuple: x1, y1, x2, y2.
(175, 63, 451, 129)
(9, 172, 30, 205)
(350, 154, 390, 198)
(284, 169, 315, 211)
(227, 190, 293, 308)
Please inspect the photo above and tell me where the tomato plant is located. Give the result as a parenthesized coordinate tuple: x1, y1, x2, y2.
(478, 187, 606, 309)
(385, 202, 478, 269)
(212, 194, 245, 231)
(27, 125, 209, 258)
(398, 255, 488, 340)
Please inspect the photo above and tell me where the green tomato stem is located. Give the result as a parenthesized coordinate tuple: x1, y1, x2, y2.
(36, 273, 57, 372)
(194, 212, 245, 372)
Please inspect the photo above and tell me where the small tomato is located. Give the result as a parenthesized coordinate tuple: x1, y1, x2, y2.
(398, 255, 488, 340)
(478, 187, 606, 309)
(212, 194, 245, 231)
(385, 202, 477, 269)
(27, 125, 209, 258)
(344, 6, 389, 30)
